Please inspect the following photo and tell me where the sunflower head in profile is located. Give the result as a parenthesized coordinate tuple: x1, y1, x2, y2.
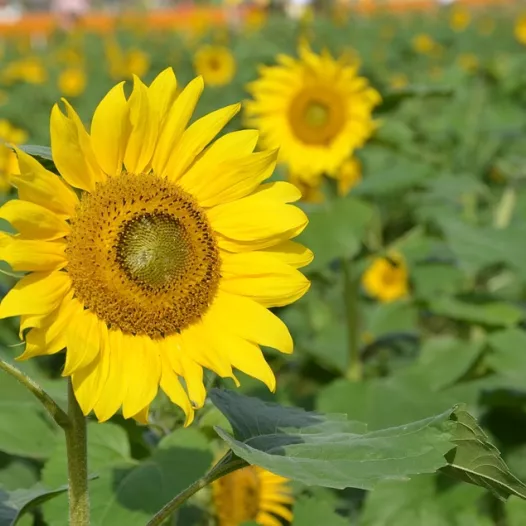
(362, 252, 409, 303)
(0, 68, 312, 424)
(245, 44, 380, 186)
(193, 45, 236, 87)
(213, 464, 293, 526)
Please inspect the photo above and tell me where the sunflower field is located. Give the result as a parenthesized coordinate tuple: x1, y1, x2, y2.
(3, 1, 526, 525)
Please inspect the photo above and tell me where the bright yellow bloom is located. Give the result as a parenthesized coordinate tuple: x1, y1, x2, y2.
(456, 53, 479, 73)
(245, 7, 268, 32)
(193, 45, 236, 87)
(0, 120, 27, 192)
(2, 57, 47, 85)
(449, 5, 471, 32)
(412, 34, 437, 55)
(58, 67, 87, 98)
(362, 253, 409, 303)
(214, 464, 293, 526)
(245, 44, 380, 186)
(330, 157, 362, 196)
(0, 68, 311, 424)
(515, 15, 526, 46)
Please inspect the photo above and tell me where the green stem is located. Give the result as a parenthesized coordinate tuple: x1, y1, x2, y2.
(343, 260, 362, 381)
(0, 359, 70, 429)
(146, 453, 245, 526)
(65, 379, 90, 526)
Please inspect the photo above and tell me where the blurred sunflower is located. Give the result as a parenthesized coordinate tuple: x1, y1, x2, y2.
(389, 73, 409, 89)
(125, 48, 150, 79)
(515, 14, 526, 46)
(193, 45, 236, 87)
(245, 7, 268, 32)
(449, 5, 471, 32)
(0, 120, 27, 192)
(411, 34, 438, 55)
(2, 57, 47, 85)
(214, 464, 293, 526)
(362, 253, 408, 303)
(0, 68, 311, 424)
(330, 157, 362, 196)
(456, 53, 479, 74)
(245, 44, 380, 185)
(58, 67, 87, 98)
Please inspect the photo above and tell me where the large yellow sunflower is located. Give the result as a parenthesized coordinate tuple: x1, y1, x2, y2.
(245, 45, 380, 185)
(213, 464, 293, 526)
(0, 68, 311, 425)
(193, 45, 236, 87)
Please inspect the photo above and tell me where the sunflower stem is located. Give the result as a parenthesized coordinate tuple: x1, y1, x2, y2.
(343, 259, 362, 382)
(146, 452, 246, 526)
(65, 379, 90, 526)
(0, 358, 70, 429)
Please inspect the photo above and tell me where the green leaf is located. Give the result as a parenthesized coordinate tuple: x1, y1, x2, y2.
(442, 406, 526, 500)
(487, 329, 526, 380)
(506, 496, 526, 526)
(0, 460, 38, 492)
(0, 485, 68, 526)
(412, 264, 465, 300)
(17, 145, 52, 161)
(42, 427, 213, 526)
(292, 496, 348, 526)
(210, 389, 455, 490)
(297, 196, 373, 271)
(429, 296, 523, 327)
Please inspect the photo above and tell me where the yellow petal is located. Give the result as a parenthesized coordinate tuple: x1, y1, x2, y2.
(121, 335, 161, 419)
(220, 252, 310, 307)
(63, 305, 101, 376)
(159, 351, 194, 426)
(152, 76, 204, 177)
(18, 291, 77, 360)
(180, 148, 277, 208)
(13, 148, 78, 219)
(149, 68, 178, 126)
(0, 234, 66, 272)
(256, 511, 285, 526)
(71, 321, 110, 416)
(208, 290, 293, 354)
(259, 502, 293, 523)
(260, 240, 314, 268)
(209, 184, 308, 251)
(0, 200, 69, 240)
(93, 329, 127, 422)
(131, 406, 150, 425)
(0, 271, 71, 319)
(164, 103, 241, 182)
(50, 103, 103, 192)
(90, 82, 129, 177)
(123, 76, 158, 174)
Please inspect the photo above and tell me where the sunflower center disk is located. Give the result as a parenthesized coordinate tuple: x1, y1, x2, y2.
(289, 87, 346, 145)
(66, 172, 221, 339)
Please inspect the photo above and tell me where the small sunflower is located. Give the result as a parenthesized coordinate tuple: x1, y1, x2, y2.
(193, 45, 236, 87)
(411, 34, 438, 56)
(362, 253, 408, 303)
(214, 464, 293, 526)
(449, 5, 471, 32)
(0, 120, 27, 192)
(515, 14, 526, 46)
(0, 68, 311, 424)
(245, 44, 380, 185)
(456, 53, 479, 74)
(58, 67, 87, 97)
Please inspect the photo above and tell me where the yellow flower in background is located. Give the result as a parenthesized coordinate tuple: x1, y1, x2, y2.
(245, 7, 268, 32)
(289, 173, 325, 204)
(449, 5, 471, 32)
(477, 16, 495, 37)
(412, 33, 437, 55)
(126, 48, 150, 78)
(0, 120, 27, 192)
(2, 57, 47, 85)
(245, 44, 380, 186)
(105, 39, 150, 80)
(330, 157, 362, 196)
(515, 14, 526, 45)
(193, 45, 236, 87)
(58, 67, 87, 97)
(214, 464, 293, 526)
(389, 73, 409, 89)
(362, 253, 409, 303)
(0, 68, 311, 424)
(456, 53, 479, 73)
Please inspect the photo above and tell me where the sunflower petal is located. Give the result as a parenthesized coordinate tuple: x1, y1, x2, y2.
(149, 68, 178, 126)
(13, 148, 78, 219)
(220, 252, 310, 307)
(259, 240, 314, 268)
(0, 234, 66, 272)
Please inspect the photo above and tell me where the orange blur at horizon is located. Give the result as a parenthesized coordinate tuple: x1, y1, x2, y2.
(0, 0, 517, 36)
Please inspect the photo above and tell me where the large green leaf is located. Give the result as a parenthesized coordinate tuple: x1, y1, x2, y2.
(42, 426, 213, 526)
(487, 329, 526, 380)
(292, 496, 348, 526)
(442, 407, 526, 500)
(210, 389, 455, 490)
(0, 485, 68, 526)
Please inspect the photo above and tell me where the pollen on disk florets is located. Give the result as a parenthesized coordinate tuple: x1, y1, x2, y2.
(66, 172, 221, 339)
